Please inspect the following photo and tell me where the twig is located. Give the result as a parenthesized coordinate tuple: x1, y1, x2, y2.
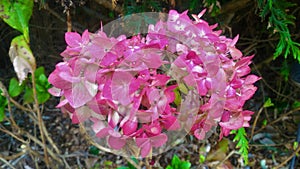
(273, 145, 300, 169)
(31, 73, 49, 167)
(24, 130, 63, 164)
(0, 157, 17, 169)
(66, 9, 72, 32)
(41, 121, 61, 154)
(216, 150, 238, 167)
(0, 126, 28, 144)
(0, 81, 18, 128)
(0, 151, 26, 161)
(62, 157, 72, 169)
(250, 106, 264, 140)
(43, 4, 82, 32)
(79, 124, 142, 169)
(254, 107, 300, 134)
(94, 0, 122, 13)
(9, 97, 32, 112)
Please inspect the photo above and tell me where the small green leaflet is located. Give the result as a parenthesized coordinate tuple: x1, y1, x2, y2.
(23, 67, 51, 104)
(263, 98, 274, 108)
(8, 77, 24, 97)
(0, 0, 33, 42)
(0, 91, 8, 122)
(166, 154, 191, 169)
(232, 127, 249, 165)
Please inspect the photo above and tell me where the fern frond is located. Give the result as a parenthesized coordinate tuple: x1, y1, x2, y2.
(232, 127, 249, 165)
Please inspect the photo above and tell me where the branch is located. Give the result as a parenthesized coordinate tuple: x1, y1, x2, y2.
(94, 0, 122, 14)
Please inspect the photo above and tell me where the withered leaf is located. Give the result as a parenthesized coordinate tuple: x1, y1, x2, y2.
(9, 35, 36, 83)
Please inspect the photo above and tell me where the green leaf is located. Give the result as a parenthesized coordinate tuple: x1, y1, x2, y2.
(233, 127, 249, 165)
(180, 161, 191, 169)
(36, 83, 45, 92)
(34, 66, 45, 79)
(0, 106, 5, 122)
(23, 87, 33, 103)
(0, 0, 33, 42)
(104, 160, 113, 166)
(8, 77, 24, 97)
(89, 145, 100, 155)
(263, 98, 274, 108)
(127, 157, 138, 169)
(171, 155, 180, 166)
(178, 83, 188, 95)
(199, 154, 205, 164)
(173, 88, 181, 106)
(37, 92, 50, 104)
(292, 101, 300, 108)
(38, 74, 48, 85)
(262, 119, 268, 126)
(116, 167, 129, 169)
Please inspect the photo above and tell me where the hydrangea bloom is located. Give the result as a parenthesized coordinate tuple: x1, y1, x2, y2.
(48, 9, 260, 158)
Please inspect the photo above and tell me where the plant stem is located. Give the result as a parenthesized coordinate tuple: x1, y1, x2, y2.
(79, 124, 142, 169)
(31, 73, 50, 167)
(273, 145, 300, 169)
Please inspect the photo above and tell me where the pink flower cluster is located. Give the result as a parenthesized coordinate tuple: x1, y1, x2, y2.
(48, 9, 259, 157)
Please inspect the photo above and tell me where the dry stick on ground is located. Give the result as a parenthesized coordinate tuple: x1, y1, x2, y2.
(0, 121, 63, 165)
(0, 126, 28, 144)
(254, 107, 300, 135)
(9, 97, 32, 112)
(215, 150, 238, 167)
(24, 130, 63, 164)
(0, 150, 26, 161)
(273, 145, 300, 169)
(0, 157, 17, 169)
(250, 106, 264, 140)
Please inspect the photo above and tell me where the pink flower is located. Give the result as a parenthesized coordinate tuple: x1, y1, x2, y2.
(61, 30, 90, 57)
(48, 9, 259, 158)
(136, 122, 168, 157)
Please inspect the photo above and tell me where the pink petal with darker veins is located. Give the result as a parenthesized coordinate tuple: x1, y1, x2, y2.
(150, 133, 168, 147)
(111, 71, 134, 105)
(65, 32, 82, 47)
(136, 137, 151, 158)
(108, 136, 126, 150)
(219, 112, 244, 130)
(64, 80, 98, 108)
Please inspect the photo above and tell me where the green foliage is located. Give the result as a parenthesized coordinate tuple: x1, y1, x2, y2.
(292, 101, 300, 109)
(189, 0, 201, 12)
(8, 77, 24, 97)
(257, 0, 300, 61)
(23, 67, 51, 104)
(123, 0, 162, 15)
(263, 98, 274, 108)
(0, 0, 34, 43)
(280, 60, 290, 81)
(116, 157, 138, 169)
(88, 145, 100, 155)
(0, 91, 8, 122)
(203, 0, 221, 16)
(231, 127, 249, 165)
(166, 155, 191, 169)
(0, 66, 50, 121)
(199, 154, 205, 164)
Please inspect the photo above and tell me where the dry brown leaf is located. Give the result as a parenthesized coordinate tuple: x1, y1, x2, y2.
(9, 35, 36, 83)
